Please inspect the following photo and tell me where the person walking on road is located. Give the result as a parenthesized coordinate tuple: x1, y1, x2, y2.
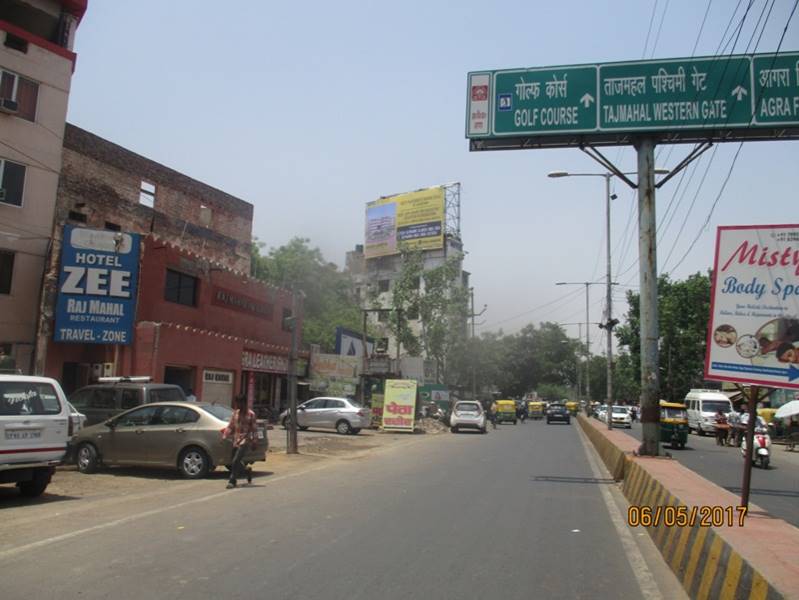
(221, 394, 258, 489)
(714, 409, 729, 446)
(489, 400, 498, 429)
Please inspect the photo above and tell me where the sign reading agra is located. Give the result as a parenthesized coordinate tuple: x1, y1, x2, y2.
(54, 226, 141, 345)
(364, 187, 444, 259)
(705, 225, 799, 388)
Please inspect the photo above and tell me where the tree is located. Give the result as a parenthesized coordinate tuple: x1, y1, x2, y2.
(615, 272, 711, 401)
(250, 237, 363, 352)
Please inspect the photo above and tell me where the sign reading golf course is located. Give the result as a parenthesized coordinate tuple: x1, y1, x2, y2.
(705, 225, 799, 389)
(467, 51, 799, 143)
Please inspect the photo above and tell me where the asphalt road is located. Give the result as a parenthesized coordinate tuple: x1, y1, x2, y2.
(0, 421, 682, 600)
(621, 420, 799, 527)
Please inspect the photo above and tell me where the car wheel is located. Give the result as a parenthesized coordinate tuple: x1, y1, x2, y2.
(698, 428, 705, 436)
(513, 420, 517, 425)
(450, 426, 459, 433)
(566, 419, 571, 425)
(18, 470, 51, 498)
(282, 416, 290, 429)
(299, 425, 309, 431)
(179, 446, 210, 479)
(351, 428, 361, 435)
(481, 427, 487, 434)
(336, 420, 353, 435)
(76, 443, 99, 474)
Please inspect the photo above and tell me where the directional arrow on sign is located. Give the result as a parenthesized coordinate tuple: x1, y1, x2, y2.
(580, 93, 595, 108)
(731, 85, 748, 101)
(789, 364, 799, 382)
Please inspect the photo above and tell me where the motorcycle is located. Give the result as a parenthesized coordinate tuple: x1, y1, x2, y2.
(741, 425, 772, 469)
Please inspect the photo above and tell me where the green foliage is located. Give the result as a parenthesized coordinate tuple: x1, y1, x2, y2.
(250, 237, 363, 352)
(537, 383, 571, 401)
(615, 272, 711, 401)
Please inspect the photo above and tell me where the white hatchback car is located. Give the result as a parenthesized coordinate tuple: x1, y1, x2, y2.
(0, 375, 71, 497)
(450, 401, 488, 433)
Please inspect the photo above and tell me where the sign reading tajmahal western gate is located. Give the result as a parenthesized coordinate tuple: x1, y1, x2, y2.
(705, 225, 799, 389)
(467, 52, 799, 140)
(54, 226, 141, 345)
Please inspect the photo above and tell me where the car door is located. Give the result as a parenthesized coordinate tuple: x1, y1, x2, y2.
(322, 399, 346, 428)
(140, 405, 201, 466)
(102, 405, 159, 465)
(298, 399, 324, 428)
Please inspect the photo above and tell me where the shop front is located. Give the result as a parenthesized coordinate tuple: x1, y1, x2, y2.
(242, 349, 289, 419)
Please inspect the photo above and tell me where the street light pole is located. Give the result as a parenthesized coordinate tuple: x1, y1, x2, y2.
(556, 281, 595, 404)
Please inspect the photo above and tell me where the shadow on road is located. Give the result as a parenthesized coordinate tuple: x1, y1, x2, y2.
(0, 488, 82, 507)
(531, 475, 615, 485)
(724, 486, 799, 499)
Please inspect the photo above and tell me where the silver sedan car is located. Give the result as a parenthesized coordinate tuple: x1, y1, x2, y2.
(71, 402, 268, 478)
(280, 397, 371, 435)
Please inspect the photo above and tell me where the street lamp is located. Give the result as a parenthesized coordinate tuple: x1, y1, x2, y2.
(551, 168, 668, 428)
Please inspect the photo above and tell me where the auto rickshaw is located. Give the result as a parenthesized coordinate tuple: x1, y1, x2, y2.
(495, 400, 517, 424)
(565, 401, 579, 416)
(528, 401, 544, 420)
(660, 400, 688, 449)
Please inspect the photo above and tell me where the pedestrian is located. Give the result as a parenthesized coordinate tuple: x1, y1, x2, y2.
(489, 400, 498, 429)
(221, 394, 257, 489)
(713, 409, 728, 446)
(185, 388, 197, 402)
(630, 405, 637, 423)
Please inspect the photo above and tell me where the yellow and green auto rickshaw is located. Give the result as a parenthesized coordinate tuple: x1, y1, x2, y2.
(660, 400, 688, 450)
(528, 401, 545, 420)
(495, 400, 517, 424)
(565, 401, 579, 416)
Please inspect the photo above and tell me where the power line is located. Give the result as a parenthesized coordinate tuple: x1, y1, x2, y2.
(479, 286, 583, 330)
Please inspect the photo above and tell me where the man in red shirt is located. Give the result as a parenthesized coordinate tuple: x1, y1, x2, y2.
(221, 394, 258, 489)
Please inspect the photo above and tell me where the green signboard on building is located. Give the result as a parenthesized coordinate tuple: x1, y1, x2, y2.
(466, 52, 799, 142)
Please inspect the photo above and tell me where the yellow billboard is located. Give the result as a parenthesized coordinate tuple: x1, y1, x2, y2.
(364, 187, 445, 259)
(381, 379, 417, 431)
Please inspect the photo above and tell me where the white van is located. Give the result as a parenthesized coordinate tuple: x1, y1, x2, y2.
(684, 389, 733, 436)
(0, 375, 71, 497)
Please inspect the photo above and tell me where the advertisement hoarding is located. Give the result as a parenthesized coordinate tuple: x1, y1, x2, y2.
(54, 225, 141, 345)
(365, 187, 445, 259)
(705, 224, 799, 388)
(381, 379, 417, 431)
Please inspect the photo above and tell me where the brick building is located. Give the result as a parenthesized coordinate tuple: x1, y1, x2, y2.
(36, 124, 302, 411)
(0, 0, 87, 373)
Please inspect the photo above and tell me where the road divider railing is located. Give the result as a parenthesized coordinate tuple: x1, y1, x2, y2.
(578, 414, 799, 600)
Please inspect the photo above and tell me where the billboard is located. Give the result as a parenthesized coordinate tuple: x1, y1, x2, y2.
(705, 224, 799, 388)
(54, 225, 141, 345)
(364, 187, 444, 258)
(334, 326, 375, 357)
(381, 379, 417, 431)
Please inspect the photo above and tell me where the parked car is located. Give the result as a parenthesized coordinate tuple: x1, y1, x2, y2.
(449, 401, 487, 433)
(0, 375, 71, 497)
(69, 378, 186, 426)
(546, 403, 571, 425)
(67, 401, 87, 432)
(610, 405, 632, 428)
(684, 389, 733, 436)
(71, 402, 268, 479)
(280, 397, 370, 435)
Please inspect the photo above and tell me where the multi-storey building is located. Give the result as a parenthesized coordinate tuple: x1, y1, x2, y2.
(35, 124, 302, 411)
(0, 0, 87, 373)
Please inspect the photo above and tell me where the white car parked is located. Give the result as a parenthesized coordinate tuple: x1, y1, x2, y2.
(610, 405, 632, 428)
(450, 401, 487, 433)
(0, 375, 71, 497)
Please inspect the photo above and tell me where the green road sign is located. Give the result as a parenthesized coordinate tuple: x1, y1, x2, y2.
(599, 56, 751, 131)
(466, 52, 799, 141)
(492, 66, 598, 135)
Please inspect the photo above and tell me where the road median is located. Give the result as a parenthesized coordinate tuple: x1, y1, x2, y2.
(578, 414, 799, 600)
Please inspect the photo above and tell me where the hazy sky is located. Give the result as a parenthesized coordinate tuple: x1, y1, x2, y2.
(67, 1, 799, 350)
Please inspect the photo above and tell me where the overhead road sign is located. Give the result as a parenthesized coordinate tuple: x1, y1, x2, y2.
(467, 51, 799, 150)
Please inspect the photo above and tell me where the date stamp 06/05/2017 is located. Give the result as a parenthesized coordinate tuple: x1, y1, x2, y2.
(627, 505, 748, 528)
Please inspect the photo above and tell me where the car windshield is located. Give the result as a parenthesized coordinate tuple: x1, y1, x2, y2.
(702, 400, 731, 413)
(662, 407, 687, 420)
(199, 404, 233, 422)
(612, 406, 628, 413)
(456, 403, 480, 412)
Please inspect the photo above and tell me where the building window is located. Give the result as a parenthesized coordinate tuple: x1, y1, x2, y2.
(0, 250, 14, 294)
(164, 269, 198, 307)
(378, 279, 390, 293)
(139, 181, 155, 208)
(0, 159, 25, 207)
(4, 33, 28, 53)
(0, 69, 38, 121)
(104, 221, 121, 232)
(68, 210, 87, 223)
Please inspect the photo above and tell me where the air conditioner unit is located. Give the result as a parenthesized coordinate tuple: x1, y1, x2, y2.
(0, 98, 18, 114)
(102, 362, 115, 378)
(91, 363, 104, 380)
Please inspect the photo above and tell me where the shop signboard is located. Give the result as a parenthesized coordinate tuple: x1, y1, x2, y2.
(705, 224, 799, 389)
(370, 393, 384, 427)
(242, 350, 289, 374)
(54, 225, 141, 345)
(335, 326, 375, 357)
(365, 187, 445, 258)
(382, 379, 417, 431)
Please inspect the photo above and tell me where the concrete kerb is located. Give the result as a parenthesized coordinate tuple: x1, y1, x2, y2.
(577, 415, 799, 600)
